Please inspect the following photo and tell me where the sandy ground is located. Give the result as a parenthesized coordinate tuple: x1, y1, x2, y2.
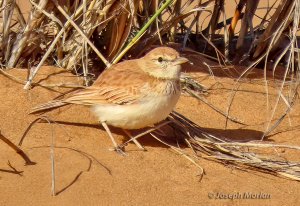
(1, 1, 298, 205)
(0, 55, 300, 206)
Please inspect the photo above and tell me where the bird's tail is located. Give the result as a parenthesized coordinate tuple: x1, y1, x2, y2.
(30, 100, 69, 114)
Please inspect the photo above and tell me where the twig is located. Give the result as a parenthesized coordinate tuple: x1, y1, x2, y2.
(0, 130, 35, 165)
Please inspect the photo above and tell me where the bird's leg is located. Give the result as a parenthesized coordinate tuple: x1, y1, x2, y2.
(101, 122, 126, 155)
(123, 129, 146, 151)
(119, 121, 171, 149)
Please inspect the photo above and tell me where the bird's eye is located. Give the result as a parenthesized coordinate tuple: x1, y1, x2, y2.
(158, 57, 163, 63)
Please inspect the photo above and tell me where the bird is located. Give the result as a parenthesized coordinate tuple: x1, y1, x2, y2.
(30, 47, 189, 153)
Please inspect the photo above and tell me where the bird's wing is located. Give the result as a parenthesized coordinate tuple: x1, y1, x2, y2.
(64, 85, 142, 105)
(64, 60, 157, 106)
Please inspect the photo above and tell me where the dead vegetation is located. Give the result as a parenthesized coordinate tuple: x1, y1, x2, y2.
(0, 0, 300, 182)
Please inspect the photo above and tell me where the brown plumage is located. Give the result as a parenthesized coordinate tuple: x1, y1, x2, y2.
(30, 47, 189, 152)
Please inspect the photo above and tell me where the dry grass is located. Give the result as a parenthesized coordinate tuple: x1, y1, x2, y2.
(0, 0, 300, 181)
(167, 111, 300, 181)
(0, 130, 35, 165)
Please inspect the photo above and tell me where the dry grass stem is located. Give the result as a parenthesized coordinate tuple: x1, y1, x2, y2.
(0, 130, 35, 165)
(167, 111, 300, 181)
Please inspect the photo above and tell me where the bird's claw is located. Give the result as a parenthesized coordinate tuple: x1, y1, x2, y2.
(109, 146, 127, 156)
(139, 147, 147, 151)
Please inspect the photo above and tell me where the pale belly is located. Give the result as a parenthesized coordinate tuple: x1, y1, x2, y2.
(91, 93, 180, 129)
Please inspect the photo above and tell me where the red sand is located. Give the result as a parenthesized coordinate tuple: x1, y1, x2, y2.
(1, 62, 300, 206)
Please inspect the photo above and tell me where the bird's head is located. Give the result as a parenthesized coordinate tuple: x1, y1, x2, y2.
(139, 47, 189, 80)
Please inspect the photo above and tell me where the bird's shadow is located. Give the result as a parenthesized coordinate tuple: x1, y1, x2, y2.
(50, 120, 268, 149)
(52, 120, 169, 149)
(198, 127, 266, 142)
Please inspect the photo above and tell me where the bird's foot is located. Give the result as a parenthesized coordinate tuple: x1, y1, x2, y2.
(119, 143, 147, 152)
(109, 146, 127, 156)
(133, 142, 147, 151)
(138, 146, 147, 151)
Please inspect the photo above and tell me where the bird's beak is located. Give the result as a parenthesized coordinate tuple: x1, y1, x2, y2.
(173, 57, 190, 66)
